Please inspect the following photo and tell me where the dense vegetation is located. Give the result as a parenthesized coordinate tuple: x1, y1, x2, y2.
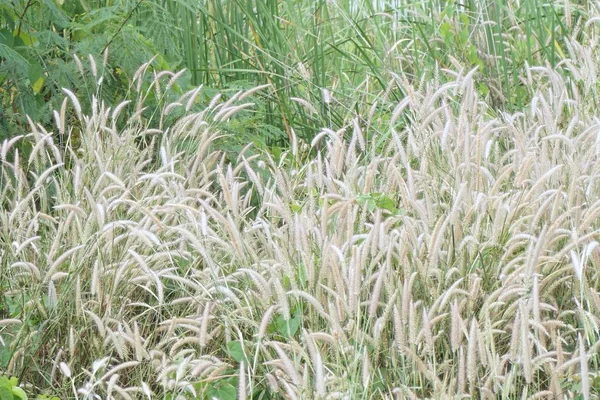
(1, 0, 600, 399)
(1, 0, 588, 144)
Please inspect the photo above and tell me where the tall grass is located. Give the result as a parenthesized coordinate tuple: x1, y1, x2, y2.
(2, 15, 600, 397)
(2, 0, 587, 149)
(150, 0, 587, 145)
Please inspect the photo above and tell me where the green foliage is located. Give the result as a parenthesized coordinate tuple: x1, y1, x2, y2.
(356, 192, 405, 215)
(204, 377, 237, 400)
(226, 340, 248, 363)
(0, 376, 27, 400)
(269, 310, 302, 339)
(561, 374, 600, 399)
(160, 0, 589, 143)
(2, 0, 590, 148)
(0, 0, 182, 140)
(186, 373, 238, 400)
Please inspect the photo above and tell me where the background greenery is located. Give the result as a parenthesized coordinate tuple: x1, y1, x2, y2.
(0, 0, 589, 149)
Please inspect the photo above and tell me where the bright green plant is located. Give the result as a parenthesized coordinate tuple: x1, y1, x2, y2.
(356, 192, 404, 215)
(0, 0, 180, 140)
(0, 375, 27, 400)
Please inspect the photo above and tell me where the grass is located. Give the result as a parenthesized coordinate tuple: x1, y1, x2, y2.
(153, 0, 586, 143)
(1, 0, 589, 145)
(2, 0, 600, 399)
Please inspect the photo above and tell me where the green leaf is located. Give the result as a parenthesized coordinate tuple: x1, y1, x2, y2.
(32, 77, 45, 94)
(290, 203, 302, 213)
(440, 1, 455, 18)
(10, 387, 26, 400)
(272, 312, 302, 338)
(296, 263, 307, 286)
(0, 29, 14, 47)
(28, 62, 44, 94)
(467, 45, 480, 65)
(0, 4, 17, 28)
(477, 82, 489, 96)
(356, 194, 370, 207)
(459, 27, 469, 45)
(13, 29, 37, 47)
(0, 386, 14, 400)
(440, 22, 452, 43)
(374, 194, 396, 213)
(206, 381, 237, 400)
(367, 199, 376, 212)
(226, 340, 248, 363)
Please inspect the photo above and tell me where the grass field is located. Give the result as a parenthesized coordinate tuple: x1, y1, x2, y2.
(1, 0, 600, 399)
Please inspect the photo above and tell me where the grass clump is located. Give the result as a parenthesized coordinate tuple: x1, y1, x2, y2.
(2, 6, 600, 400)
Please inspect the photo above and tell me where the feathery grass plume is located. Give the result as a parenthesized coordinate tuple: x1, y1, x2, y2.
(457, 345, 466, 395)
(303, 330, 326, 396)
(419, 307, 434, 355)
(0, 319, 22, 326)
(393, 304, 405, 351)
(408, 301, 418, 347)
(62, 88, 82, 121)
(450, 299, 463, 353)
(519, 300, 533, 383)
(578, 334, 590, 400)
(59, 362, 72, 379)
(467, 318, 478, 386)
(267, 341, 301, 386)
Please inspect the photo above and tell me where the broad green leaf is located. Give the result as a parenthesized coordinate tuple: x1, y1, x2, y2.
(374, 195, 396, 213)
(32, 77, 44, 94)
(206, 381, 236, 400)
(13, 30, 37, 47)
(10, 387, 26, 400)
(273, 312, 301, 338)
(478, 82, 489, 96)
(71, 29, 88, 41)
(459, 27, 469, 45)
(226, 340, 247, 363)
(28, 63, 44, 94)
(0, 29, 13, 46)
(440, 22, 452, 43)
(0, 386, 14, 400)
(356, 194, 370, 207)
(367, 199, 377, 212)
(296, 263, 307, 285)
(440, 3, 453, 18)
(467, 45, 480, 65)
